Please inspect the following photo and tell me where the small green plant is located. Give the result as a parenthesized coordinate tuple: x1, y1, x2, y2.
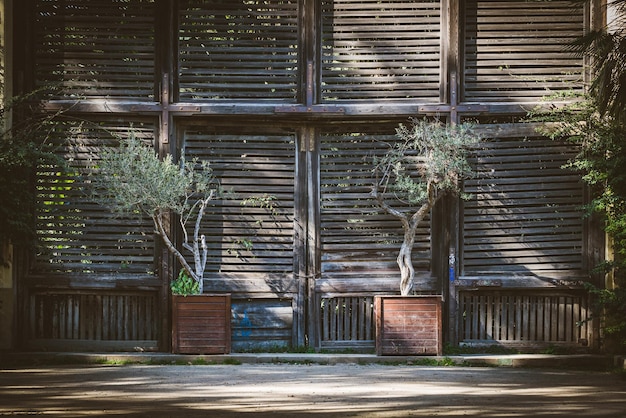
(170, 268, 200, 296)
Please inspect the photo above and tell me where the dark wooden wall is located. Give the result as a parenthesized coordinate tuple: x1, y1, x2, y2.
(13, 0, 604, 352)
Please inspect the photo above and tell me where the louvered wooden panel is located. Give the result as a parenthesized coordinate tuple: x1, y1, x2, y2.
(182, 128, 296, 287)
(464, 0, 585, 102)
(178, 0, 299, 101)
(320, 127, 431, 282)
(33, 0, 156, 100)
(462, 137, 584, 275)
(34, 122, 156, 275)
(321, 0, 441, 102)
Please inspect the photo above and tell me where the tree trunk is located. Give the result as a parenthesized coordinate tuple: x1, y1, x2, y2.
(397, 238, 415, 296)
(398, 221, 419, 296)
(372, 181, 439, 296)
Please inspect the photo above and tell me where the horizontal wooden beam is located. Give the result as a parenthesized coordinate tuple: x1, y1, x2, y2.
(40, 100, 579, 119)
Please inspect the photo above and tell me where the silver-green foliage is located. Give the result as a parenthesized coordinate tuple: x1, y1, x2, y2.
(374, 119, 477, 207)
(93, 134, 217, 293)
(372, 118, 480, 295)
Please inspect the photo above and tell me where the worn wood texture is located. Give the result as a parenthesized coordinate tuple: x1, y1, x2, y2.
(14, 0, 601, 352)
(457, 289, 591, 350)
(179, 0, 299, 101)
(464, 0, 585, 102)
(231, 299, 293, 351)
(171, 294, 231, 354)
(375, 295, 443, 356)
(320, 127, 432, 283)
(27, 290, 159, 351)
(319, 296, 374, 350)
(33, 122, 157, 275)
(33, 0, 156, 100)
(463, 129, 585, 277)
(321, 0, 441, 102)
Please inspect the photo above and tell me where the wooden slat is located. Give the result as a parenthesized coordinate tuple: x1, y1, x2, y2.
(321, 0, 441, 102)
(464, 0, 585, 102)
(182, 127, 296, 287)
(320, 126, 432, 283)
(28, 290, 159, 345)
(33, 0, 156, 100)
(462, 135, 585, 275)
(320, 296, 375, 347)
(178, 0, 299, 101)
(375, 295, 443, 355)
(231, 299, 293, 351)
(458, 290, 590, 349)
(34, 121, 157, 276)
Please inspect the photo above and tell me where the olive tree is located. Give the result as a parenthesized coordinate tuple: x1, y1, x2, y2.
(93, 135, 218, 294)
(371, 119, 480, 296)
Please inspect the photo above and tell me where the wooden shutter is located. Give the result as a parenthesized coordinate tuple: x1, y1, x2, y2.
(320, 127, 431, 285)
(462, 132, 585, 276)
(321, 0, 441, 102)
(178, 0, 299, 101)
(463, 0, 585, 102)
(35, 121, 156, 276)
(33, 0, 156, 100)
(182, 127, 296, 294)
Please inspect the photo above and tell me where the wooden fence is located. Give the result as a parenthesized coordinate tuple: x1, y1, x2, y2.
(28, 290, 159, 351)
(11, 0, 603, 352)
(458, 290, 591, 350)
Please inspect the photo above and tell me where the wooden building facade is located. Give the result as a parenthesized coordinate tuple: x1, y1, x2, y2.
(11, 0, 606, 352)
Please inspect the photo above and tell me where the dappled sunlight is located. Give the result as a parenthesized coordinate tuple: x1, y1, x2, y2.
(2, 365, 625, 417)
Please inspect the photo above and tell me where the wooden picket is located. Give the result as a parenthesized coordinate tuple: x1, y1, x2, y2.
(320, 296, 375, 350)
(28, 290, 159, 351)
(458, 290, 591, 349)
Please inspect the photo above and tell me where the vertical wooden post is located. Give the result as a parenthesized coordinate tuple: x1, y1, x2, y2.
(447, 0, 462, 345)
(447, 0, 461, 126)
(306, 126, 320, 350)
(0, 0, 14, 351)
(294, 126, 312, 348)
(10, 0, 31, 351)
(155, 0, 176, 352)
(300, 0, 321, 350)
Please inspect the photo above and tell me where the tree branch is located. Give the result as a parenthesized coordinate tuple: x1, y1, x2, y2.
(152, 210, 198, 286)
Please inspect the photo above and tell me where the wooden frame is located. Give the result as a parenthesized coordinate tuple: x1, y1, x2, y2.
(11, 0, 604, 353)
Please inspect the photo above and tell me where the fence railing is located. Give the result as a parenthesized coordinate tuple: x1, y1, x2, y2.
(458, 290, 591, 348)
(319, 296, 375, 351)
(28, 290, 159, 351)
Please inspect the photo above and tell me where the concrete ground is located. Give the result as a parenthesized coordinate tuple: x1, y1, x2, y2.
(1, 354, 626, 417)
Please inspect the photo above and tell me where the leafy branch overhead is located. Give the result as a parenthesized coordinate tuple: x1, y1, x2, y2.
(92, 134, 218, 293)
(372, 119, 480, 296)
(0, 86, 69, 250)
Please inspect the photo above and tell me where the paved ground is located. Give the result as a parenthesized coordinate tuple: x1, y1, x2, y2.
(1, 361, 626, 417)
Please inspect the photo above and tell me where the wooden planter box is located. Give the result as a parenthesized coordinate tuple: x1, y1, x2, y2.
(171, 294, 231, 354)
(375, 295, 443, 356)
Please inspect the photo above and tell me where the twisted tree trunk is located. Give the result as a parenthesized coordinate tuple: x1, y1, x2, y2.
(397, 227, 416, 296)
(373, 182, 440, 296)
